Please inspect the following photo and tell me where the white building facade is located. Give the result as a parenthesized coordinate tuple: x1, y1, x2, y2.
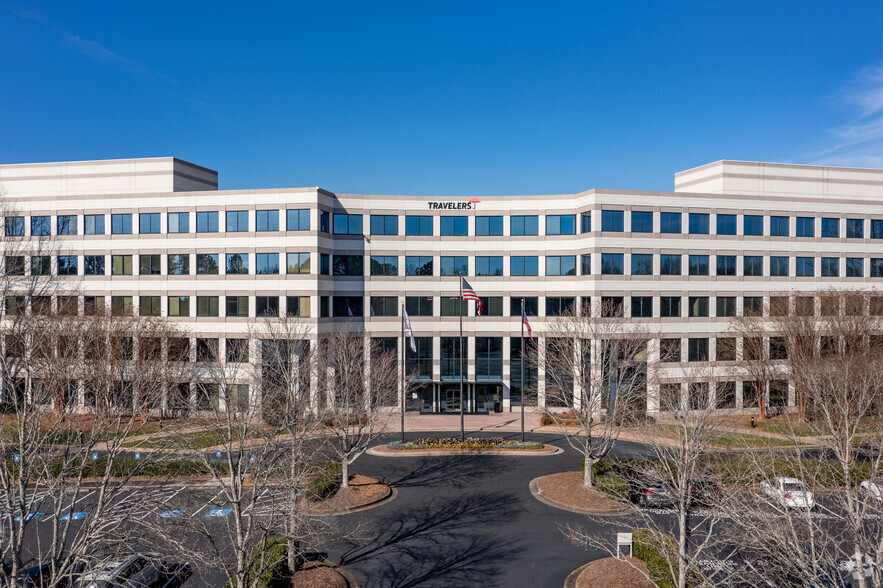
(4, 157, 883, 415)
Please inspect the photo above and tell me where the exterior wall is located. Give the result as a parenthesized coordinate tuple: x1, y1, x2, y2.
(4, 157, 883, 414)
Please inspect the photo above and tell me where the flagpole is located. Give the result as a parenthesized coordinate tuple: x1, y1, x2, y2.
(401, 302, 406, 443)
(521, 297, 525, 443)
(459, 274, 465, 442)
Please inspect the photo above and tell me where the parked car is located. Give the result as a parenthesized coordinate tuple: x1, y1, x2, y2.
(77, 554, 164, 588)
(688, 480, 721, 508)
(760, 477, 815, 509)
(628, 476, 675, 507)
(18, 560, 86, 587)
(860, 479, 883, 502)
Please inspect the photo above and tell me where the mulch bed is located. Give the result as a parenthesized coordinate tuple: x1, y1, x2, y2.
(576, 557, 654, 588)
(310, 474, 390, 514)
(290, 561, 349, 588)
(537, 471, 626, 511)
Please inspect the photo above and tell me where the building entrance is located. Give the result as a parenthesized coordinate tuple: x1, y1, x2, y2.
(417, 381, 504, 413)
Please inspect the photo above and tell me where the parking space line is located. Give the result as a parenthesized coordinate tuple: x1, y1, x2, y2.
(191, 489, 226, 517)
(141, 486, 186, 520)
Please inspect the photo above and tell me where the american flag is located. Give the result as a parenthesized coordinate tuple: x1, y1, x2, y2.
(522, 307, 533, 339)
(461, 277, 482, 316)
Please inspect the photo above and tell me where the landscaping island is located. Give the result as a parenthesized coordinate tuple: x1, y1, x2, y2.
(369, 436, 562, 456)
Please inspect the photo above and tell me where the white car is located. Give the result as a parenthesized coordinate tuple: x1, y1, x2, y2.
(760, 477, 815, 509)
(860, 479, 883, 502)
(77, 553, 164, 588)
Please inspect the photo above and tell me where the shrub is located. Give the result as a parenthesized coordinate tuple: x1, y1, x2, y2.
(387, 437, 545, 450)
(224, 537, 289, 588)
(632, 529, 676, 588)
(307, 461, 342, 500)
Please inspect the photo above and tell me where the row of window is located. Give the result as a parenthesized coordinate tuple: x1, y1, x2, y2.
(17, 252, 883, 279)
(11, 210, 883, 238)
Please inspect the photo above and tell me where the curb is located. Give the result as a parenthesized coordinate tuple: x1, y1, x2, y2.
(528, 476, 630, 517)
(563, 561, 594, 588)
(319, 485, 398, 516)
(366, 444, 563, 457)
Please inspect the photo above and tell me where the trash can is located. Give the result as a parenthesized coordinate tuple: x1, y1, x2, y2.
(494, 402, 502, 413)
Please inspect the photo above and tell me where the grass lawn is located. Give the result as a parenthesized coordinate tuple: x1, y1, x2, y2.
(650, 425, 799, 448)
(121, 428, 269, 449)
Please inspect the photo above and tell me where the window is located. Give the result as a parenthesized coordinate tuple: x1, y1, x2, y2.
(111, 296, 133, 316)
(406, 337, 433, 379)
(510, 256, 539, 276)
(370, 215, 398, 235)
(196, 338, 219, 362)
(770, 256, 789, 277)
(57, 255, 77, 276)
(31, 216, 50, 236)
(168, 296, 190, 317)
(111, 214, 132, 234)
(688, 213, 709, 234)
(716, 213, 736, 235)
(660, 296, 681, 317)
(111, 255, 133, 275)
(796, 217, 814, 237)
(632, 296, 653, 318)
(333, 296, 363, 317)
(581, 254, 591, 275)
(660, 254, 681, 275)
(31, 256, 51, 276)
(545, 255, 576, 276)
(580, 212, 592, 233)
(405, 216, 433, 236)
(795, 296, 813, 316)
(165, 254, 188, 275)
(821, 218, 839, 238)
(743, 215, 763, 236)
(226, 253, 249, 275)
(139, 213, 160, 234)
(743, 296, 763, 315)
(287, 209, 310, 231)
(441, 298, 466, 317)
(508, 296, 537, 316)
(601, 296, 624, 317)
(872, 259, 883, 278)
(402, 256, 431, 276)
(225, 210, 248, 232)
(370, 255, 398, 276)
(139, 254, 161, 275)
(689, 296, 709, 317)
(196, 254, 219, 275)
(545, 215, 575, 235)
(796, 257, 815, 277)
(601, 253, 624, 275)
(477, 296, 503, 316)
(601, 210, 624, 232)
(660, 212, 682, 233)
(286, 296, 311, 317)
(630, 253, 651, 275)
(226, 296, 249, 317)
(770, 216, 789, 237)
(476, 256, 503, 277)
(405, 296, 433, 316)
(716, 255, 736, 276)
(84, 296, 105, 316)
(510, 215, 538, 236)
(320, 253, 330, 275)
(847, 218, 864, 239)
(57, 296, 77, 316)
(440, 256, 468, 276)
(688, 255, 709, 276)
(770, 337, 788, 360)
(286, 252, 310, 274)
(440, 216, 467, 236)
(660, 338, 681, 362)
(716, 338, 736, 361)
(334, 214, 363, 235)
(688, 338, 709, 361)
(256, 210, 279, 232)
(873, 220, 883, 239)
(168, 212, 189, 233)
(5, 256, 23, 276)
(743, 256, 763, 276)
(84, 255, 104, 276)
(475, 337, 503, 379)
(821, 257, 839, 277)
(256, 253, 280, 274)
(476, 216, 503, 236)
(847, 257, 864, 277)
(4, 217, 23, 237)
(57, 215, 77, 235)
(546, 297, 575, 316)
(256, 296, 279, 317)
(139, 296, 161, 317)
(319, 211, 330, 233)
(196, 211, 219, 233)
(370, 296, 398, 317)
(631, 211, 653, 233)
(716, 296, 736, 317)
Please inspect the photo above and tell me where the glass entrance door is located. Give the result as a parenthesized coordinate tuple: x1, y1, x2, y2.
(441, 385, 461, 412)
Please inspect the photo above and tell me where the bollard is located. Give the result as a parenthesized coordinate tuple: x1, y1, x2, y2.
(750, 416, 755, 429)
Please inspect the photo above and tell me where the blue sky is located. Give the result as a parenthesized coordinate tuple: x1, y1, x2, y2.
(2, 1, 883, 195)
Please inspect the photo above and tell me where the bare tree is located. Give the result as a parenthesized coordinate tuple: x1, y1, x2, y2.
(542, 300, 653, 488)
(320, 324, 398, 489)
(727, 302, 776, 420)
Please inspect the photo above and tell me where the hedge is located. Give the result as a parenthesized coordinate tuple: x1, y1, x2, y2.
(224, 537, 290, 588)
(306, 461, 343, 500)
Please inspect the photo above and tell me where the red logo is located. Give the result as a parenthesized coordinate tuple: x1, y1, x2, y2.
(468, 197, 481, 210)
